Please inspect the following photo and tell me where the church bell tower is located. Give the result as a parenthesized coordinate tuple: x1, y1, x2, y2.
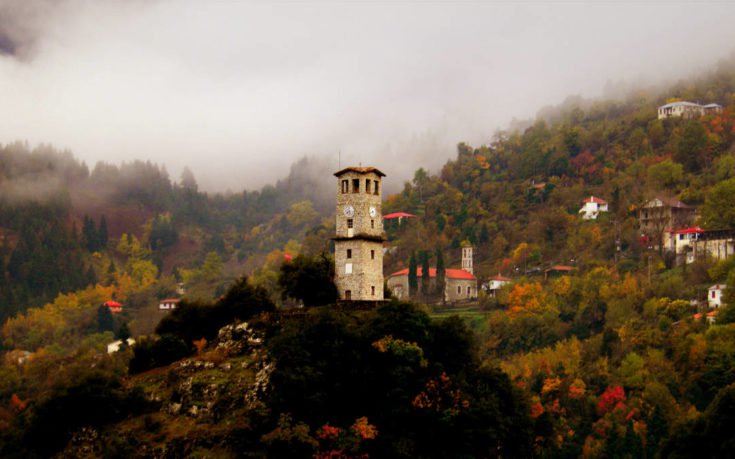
(333, 166, 385, 302)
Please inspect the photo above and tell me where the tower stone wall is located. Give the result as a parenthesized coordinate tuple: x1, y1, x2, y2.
(333, 167, 385, 301)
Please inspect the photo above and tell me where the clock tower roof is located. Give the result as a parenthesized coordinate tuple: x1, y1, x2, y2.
(334, 166, 386, 177)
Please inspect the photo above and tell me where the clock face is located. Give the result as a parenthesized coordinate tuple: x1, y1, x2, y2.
(369, 207, 377, 218)
(343, 205, 354, 217)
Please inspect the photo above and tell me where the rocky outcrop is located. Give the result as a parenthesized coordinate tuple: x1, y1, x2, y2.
(215, 322, 264, 356)
(152, 321, 274, 421)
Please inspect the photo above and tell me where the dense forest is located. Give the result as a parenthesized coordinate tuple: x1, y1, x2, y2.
(3, 55, 735, 457)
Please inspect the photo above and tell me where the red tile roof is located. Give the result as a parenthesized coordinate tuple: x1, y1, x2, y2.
(490, 275, 512, 281)
(693, 310, 719, 320)
(389, 267, 476, 280)
(675, 226, 704, 234)
(383, 212, 416, 219)
(104, 300, 123, 313)
(582, 195, 607, 204)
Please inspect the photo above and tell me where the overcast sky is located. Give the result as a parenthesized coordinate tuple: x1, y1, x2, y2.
(1, 1, 734, 191)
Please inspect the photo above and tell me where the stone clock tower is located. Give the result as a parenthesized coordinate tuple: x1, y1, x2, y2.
(333, 166, 385, 302)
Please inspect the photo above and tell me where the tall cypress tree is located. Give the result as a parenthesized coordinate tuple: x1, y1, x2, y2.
(420, 250, 431, 297)
(408, 251, 418, 298)
(97, 304, 115, 332)
(435, 248, 445, 302)
(82, 215, 99, 252)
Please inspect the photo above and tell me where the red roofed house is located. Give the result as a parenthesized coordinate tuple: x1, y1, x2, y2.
(159, 298, 180, 311)
(104, 300, 123, 314)
(387, 267, 477, 302)
(665, 227, 735, 266)
(383, 212, 416, 220)
(668, 227, 704, 264)
(482, 274, 512, 298)
(693, 310, 719, 325)
(579, 196, 608, 220)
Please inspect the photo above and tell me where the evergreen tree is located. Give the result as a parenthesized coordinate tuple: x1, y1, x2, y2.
(408, 251, 418, 297)
(82, 215, 99, 252)
(435, 248, 446, 301)
(97, 304, 115, 332)
(116, 322, 131, 341)
(84, 265, 97, 287)
(420, 250, 431, 297)
(98, 215, 108, 249)
(675, 120, 708, 172)
(479, 222, 489, 244)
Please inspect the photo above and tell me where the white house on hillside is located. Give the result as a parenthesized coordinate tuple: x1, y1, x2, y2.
(579, 196, 608, 220)
(658, 101, 722, 120)
(709, 284, 726, 309)
(107, 338, 135, 354)
(482, 274, 512, 297)
(159, 298, 181, 311)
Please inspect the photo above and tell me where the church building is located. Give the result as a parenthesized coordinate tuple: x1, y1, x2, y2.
(386, 246, 478, 303)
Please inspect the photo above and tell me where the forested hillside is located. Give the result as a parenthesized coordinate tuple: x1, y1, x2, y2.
(3, 55, 735, 457)
(0, 146, 335, 323)
(376, 55, 735, 456)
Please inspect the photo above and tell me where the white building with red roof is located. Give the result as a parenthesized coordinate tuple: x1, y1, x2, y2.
(482, 274, 512, 297)
(669, 226, 704, 264)
(103, 300, 123, 314)
(693, 310, 719, 325)
(387, 266, 477, 302)
(578, 196, 608, 220)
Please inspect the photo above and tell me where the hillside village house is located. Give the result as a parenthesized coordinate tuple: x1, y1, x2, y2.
(103, 300, 123, 314)
(668, 226, 704, 264)
(708, 284, 726, 309)
(657, 101, 723, 119)
(639, 197, 696, 249)
(482, 274, 512, 297)
(578, 196, 608, 220)
(107, 338, 135, 354)
(665, 227, 735, 265)
(693, 310, 719, 325)
(159, 298, 180, 311)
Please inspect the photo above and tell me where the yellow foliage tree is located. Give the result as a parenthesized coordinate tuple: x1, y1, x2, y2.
(507, 282, 558, 317)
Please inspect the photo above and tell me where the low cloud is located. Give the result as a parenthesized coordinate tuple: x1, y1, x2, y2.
(1, 2, 734, 191)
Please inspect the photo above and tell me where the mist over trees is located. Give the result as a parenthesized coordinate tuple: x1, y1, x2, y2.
(0, 142, 338, 323)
